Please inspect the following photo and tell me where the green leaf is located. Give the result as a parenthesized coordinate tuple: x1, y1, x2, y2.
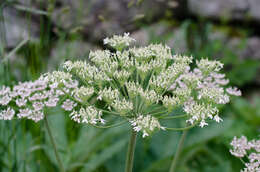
(44, 109, 69, 168)
(69, 125, 128, 170)
(185, 117, 233, 147)
(81, 139, 128, 172)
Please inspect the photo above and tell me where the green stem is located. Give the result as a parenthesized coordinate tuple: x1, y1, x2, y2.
(169, 130, 188, 172)
(166, 122, 197, 131)
(125, 130, 137, 172)
(93, 120, 127, 129)
(44, 117, 65, 172)
(159, 114, 187, 119)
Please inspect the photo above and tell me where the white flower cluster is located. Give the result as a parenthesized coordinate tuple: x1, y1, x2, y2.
(125, 82, 142, 99)
(125, 82, 160, 106)
(73, 86, 94, 103)
(0, 33, 241, 137)
(0, 79, 48, 122)
(166, 58, 241, 127)
(183, 99, 220, 127)
(113, 70, 131, 85)
(70, 106, 105, 124)
(98, 87, 119, 103)
(0, 72, 80, 122)
(0, 107, 15, 120)
(162, 96, 180, 111)
(63, 60, 110, 85)
(103, 32, 135, 49)
(230, 136, 260, 172)
(129, 115, 165, 138)
(111, 98, 133, 115)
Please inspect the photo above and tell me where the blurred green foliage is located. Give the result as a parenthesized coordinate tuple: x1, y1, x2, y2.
(0, 1, 259, 172)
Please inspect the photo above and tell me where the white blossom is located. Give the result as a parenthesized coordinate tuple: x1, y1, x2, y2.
(230, 136, 260, 172)
(129, 115, 165, 138)
(70, 106, 104, 124)
(28, 110, 44, 122)
(61, 99, 77, 111)
(0, 107, 15, 120)
(17, 108, 32, 118)
(45, 96, 59, 107)
(113, 70, 131, 84)
(15, 98, 27, 107)
(162, 96, 180, 111)
(32, 101, 44, 111)
(125, 82, 142, 99)
(0, 33, 242, 135)
(103, 32, 135, 49)
(184, 99, 219, 126)
(226, 87, 242, 96)
(0, 95, 12, 105)
(0, 86, 11, 95)
(98, 87, 119, 103)
(112, 98, 133, 115)
(197, 58, 224, 73)
(73, 86, 94, 102)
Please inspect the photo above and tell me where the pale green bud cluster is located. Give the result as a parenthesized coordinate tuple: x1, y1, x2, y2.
(98, 87, 119, 103)
(111, 98, 133, 115)
(73, 86, 94, 103)
(162, 96, 180, 111)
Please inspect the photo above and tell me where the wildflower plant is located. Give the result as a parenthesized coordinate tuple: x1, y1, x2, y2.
(0, 33, 241, 172)
(230, 136, 260, 172)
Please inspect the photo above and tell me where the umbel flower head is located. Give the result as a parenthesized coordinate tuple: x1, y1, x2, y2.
(0, 33, 241, 137)
(230, 136, 260, 172)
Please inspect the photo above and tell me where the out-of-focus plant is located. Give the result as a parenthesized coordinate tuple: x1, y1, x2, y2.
(230, 135, 260, 171)
(0, 33, 241, 172)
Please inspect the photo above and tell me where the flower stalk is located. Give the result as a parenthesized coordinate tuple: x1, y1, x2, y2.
(169, 130, 188, 172)
(125, 130, 137, 172)
(44, 116, 65, 172)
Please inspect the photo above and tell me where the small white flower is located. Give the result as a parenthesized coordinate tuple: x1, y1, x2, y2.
(226, 87, 242, 96)
(61, 99, 77, 111)
(17, 108, 32, 118)
(70, 106, 104, 125)
(28, 110, 44, 122)
(112, 98, 133, 115)
(103, 32, 135, 49)
(0, 86, 11, 95)
(0, 107, 15, 120)
(199, 120, 208, 128)
(129, 115, 164, 137)
(33, 101, 44, 111)
(45, 96, 59, 107)
(213, 115, 222, 123)
(73, 86, 94, 102)
(230, 136, 260, 171)
(16, 98, 27, 107)
(98, 87, 119, 103)
(0, 95, 12, 105)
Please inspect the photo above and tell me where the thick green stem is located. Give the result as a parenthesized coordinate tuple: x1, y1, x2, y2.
(125, 130, 137, 172)
(169, 130, 188, 172)
(44, 117, 65, 172)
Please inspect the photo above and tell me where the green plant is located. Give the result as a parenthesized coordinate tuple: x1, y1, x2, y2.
(0, 33, 241, 172)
